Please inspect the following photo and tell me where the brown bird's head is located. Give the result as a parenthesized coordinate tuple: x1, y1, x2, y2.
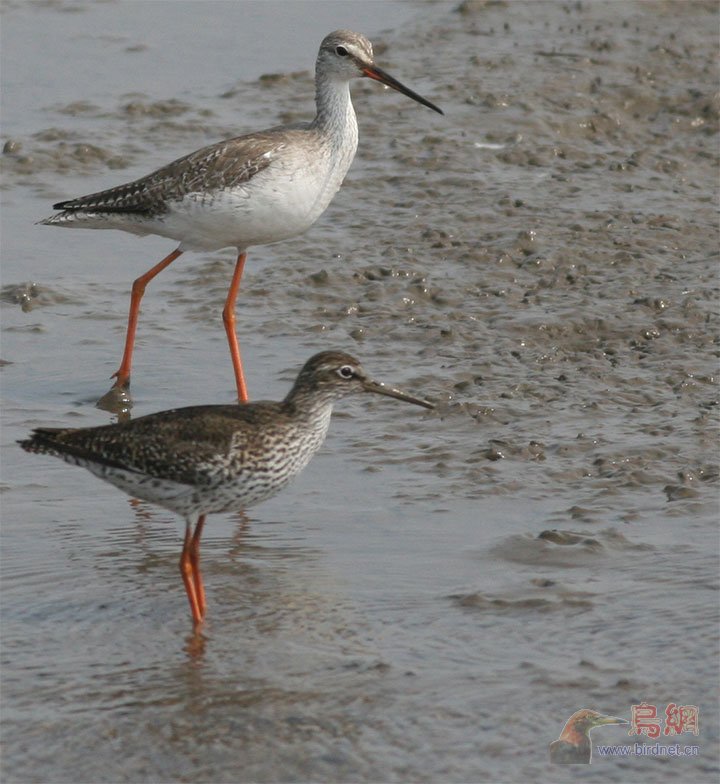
(549, 709, 628, 764)
(559, 709, 628, 743)
(285, 351, 434, 410)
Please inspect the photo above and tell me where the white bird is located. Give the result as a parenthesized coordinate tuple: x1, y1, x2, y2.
(41, 30, 443, 405)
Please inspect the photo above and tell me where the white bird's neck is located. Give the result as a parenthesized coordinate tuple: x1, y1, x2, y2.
(311, 75, 359, 155)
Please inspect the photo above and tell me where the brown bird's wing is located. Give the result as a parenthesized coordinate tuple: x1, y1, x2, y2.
(19, 403, 282, 486)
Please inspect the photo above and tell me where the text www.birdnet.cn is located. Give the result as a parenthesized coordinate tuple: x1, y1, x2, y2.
(595, 742, 700, 758)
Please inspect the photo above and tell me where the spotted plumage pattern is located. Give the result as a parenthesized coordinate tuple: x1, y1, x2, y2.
(19, 352, 434, 625)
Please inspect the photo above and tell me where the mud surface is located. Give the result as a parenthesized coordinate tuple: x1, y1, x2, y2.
(1, 1, 718, 782)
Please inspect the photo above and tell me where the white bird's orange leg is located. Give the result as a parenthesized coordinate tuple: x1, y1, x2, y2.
(222, 252, 249, 402)
(113, 248, 184, 389)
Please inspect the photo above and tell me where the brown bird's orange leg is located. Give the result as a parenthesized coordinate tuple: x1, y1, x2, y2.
(179, 518, 203, 626)
(188, 514, 207, 618)
(112, 248, 184, 389)
(222, 252, 249, 403)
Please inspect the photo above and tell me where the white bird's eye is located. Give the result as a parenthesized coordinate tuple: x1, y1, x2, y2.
(337, 365, 354, 379)
(335, 45, 349, 57)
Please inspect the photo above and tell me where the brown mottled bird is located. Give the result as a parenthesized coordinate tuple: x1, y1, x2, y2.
(19, 352, 433, 627)
(40, 30, 442, 404)
(549, 709, 628, 764)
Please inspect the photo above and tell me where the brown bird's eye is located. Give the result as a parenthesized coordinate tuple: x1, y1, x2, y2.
(338, 365, 354, 379)
(335, 45, 349, 57)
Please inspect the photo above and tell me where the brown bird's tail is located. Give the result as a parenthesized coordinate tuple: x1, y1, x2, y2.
(19, 427, 79, 457)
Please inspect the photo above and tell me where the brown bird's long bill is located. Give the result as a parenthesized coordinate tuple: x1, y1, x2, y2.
(362, 64, 444, 115)
(362, 378, 435, 409)
(595, 716, 628, 726)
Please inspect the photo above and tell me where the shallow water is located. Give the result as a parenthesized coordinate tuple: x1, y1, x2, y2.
(1, 1, 719, 782)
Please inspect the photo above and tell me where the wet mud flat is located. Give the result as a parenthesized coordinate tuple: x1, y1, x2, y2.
(1, 1, 719, 783)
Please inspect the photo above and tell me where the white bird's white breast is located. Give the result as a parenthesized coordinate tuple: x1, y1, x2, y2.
(156, 135, 358, 252)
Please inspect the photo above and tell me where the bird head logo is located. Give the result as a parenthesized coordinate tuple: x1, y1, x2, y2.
(549, 709, 628, 764)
